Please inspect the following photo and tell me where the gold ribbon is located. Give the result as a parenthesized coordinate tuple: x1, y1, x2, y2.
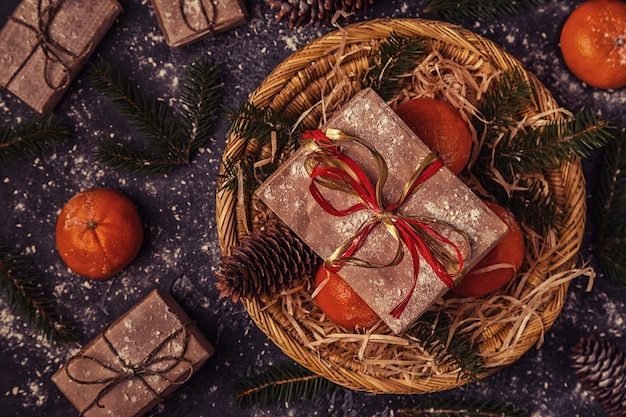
(302, 129, 470, 318)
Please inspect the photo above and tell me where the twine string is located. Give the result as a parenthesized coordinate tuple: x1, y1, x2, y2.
(6, 0, 81, 91)
(65, 323, 195, 416)
(179, 0, 216, 33)
(302, 129, 469, 319)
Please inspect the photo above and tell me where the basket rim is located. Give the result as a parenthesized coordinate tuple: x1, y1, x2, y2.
(216, 17, 586, 394)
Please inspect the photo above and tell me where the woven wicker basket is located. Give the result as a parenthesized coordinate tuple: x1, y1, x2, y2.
(216, 18, 586, 394)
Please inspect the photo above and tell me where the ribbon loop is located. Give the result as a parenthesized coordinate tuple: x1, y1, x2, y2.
(302, 129, 470, 319)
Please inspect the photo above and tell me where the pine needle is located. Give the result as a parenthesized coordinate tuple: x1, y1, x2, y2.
(591, 131, 626, 285)
(423, 0, 549, 21)
(366, 32, 426, 101)
(410, 311, 485, 383)
(0, 242, 76, 344)
(88, 57, 222, 175)
(234, 363, 337, 406)
(398, 398, 527, 417)
(0, 116, 70, 162)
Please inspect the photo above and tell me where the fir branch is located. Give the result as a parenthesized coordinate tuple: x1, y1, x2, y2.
(422, 0, 548, 21)
(0, 242, 76, 344)
(235, 363, 337, 406)
(178, 59, 222, 154)
(366, 32, 426, 101)
(492, 111, 612, 176)
(591, 131, 626, 285)
(398, 398, 527, 417)
(409, 312, 485, 383)
(0, 116, 70, 162)
(472, 70, 612, 234)
(88, 58, 222, 175)
(224, 101, 296, 148)
(88, 58, 180, 149)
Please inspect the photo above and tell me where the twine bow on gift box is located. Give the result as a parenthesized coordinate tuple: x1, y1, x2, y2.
(302, 129, 470, 319)
(179, 0, 217, 33)
(64, 324, 195, 416)
(5, 0, 85, 91)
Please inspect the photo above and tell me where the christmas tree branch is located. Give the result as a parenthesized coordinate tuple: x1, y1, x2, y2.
(0, 116, 70, 162)
(88, 58, 222, 175)
(591, 131, 626, 285)
(0, 242, 76, 344)
(410, 311, 485, 383)
(366, 32, 426, 101)
(235, 363, 337, 406)
(423, 0, 549, 21)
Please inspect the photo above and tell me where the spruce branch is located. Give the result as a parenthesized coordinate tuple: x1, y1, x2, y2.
(88, 58, 222, 175)
(398, 398, 527, 417)
(178, 59, 222, 155)
(0, 242, 76, 344)
(235, 363, 337, 406)
(591, 131, 626, 285)
(366, 32, 426, 101)
(422, 0, 548, 21)
(0, 116, 70, 162)
(472, 69, 612, 234)
(492, 111, 612, 175)
(409, 311, 485, 383)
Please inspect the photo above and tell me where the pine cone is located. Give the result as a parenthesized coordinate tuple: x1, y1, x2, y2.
(215, 219, 321, 302)
(571, 335, 626, 417)
(266, 0, 375, 28)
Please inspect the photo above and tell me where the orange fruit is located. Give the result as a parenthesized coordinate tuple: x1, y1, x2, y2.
(451, 200, 525, 297)
(395, 97, 473, 174)
(560, 0, 626, 89)
(313, 264, 380, 330)
(55, 188, 144, 280)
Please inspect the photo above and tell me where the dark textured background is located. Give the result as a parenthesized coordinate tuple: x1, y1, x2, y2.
(1, 1, 625, 416)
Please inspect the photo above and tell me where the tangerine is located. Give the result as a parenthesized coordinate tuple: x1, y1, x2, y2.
(55, 188, 144, 280)
(560, 0, 626, 89)
(313, 264, 380, 330)
(451, 200, 525, 297)
(395, 97, 473, 174)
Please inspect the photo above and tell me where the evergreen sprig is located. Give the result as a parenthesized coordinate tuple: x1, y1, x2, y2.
(398, 398, 527, 417)
(234, 363, 337, 406)
(366, 32, 426, 101)
(410, 312, 485, 383)
(472, 70, 612, 233)
(88, 58, 222, 175)
(0, 242, 76, 344)
(219, 101, 300, 193)
(591, 131, 626, 285)
(422, 0, 548, 21)
(0, 116, 70, 162)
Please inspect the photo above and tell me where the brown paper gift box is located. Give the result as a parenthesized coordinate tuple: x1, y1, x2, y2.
(150, 0, 247, 47)
(52, 289, 215, 417)
(0, 0, 122, 113)
(257, 88, 509, 334)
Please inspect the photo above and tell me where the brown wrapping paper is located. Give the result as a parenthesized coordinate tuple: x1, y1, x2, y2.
(150, 0, 247, 47)
(257, 88, 509, 334)
(52, 289, 214, 417)
(0, 0, 122, 113)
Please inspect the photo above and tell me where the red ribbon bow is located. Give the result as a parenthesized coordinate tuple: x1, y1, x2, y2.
(302, 129, 468, 319)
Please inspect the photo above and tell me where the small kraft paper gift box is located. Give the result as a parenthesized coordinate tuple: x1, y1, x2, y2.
(52, 289, 215, 417)
(257, 88, 509, 334)
(0, 0, 122, 113)
(150, 0, 247, 47)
